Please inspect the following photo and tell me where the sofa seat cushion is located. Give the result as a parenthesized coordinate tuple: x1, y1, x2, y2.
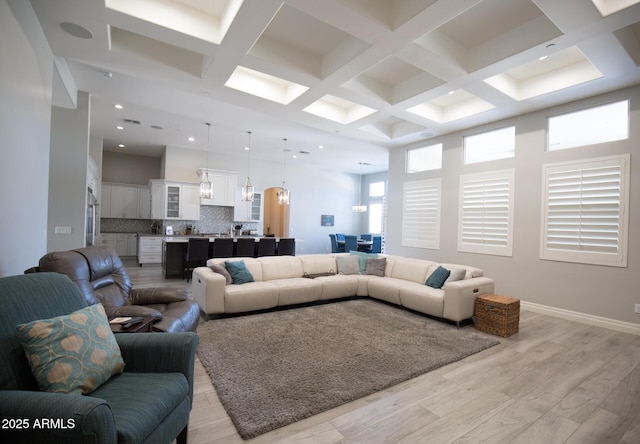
(89, 372, 189, 444)
(271, 278, 323, 306)
(366, 277, 409, 305)
(314, 275, 359, 300)
(224, 282, 279, 313)
(399, 283, 444, 317)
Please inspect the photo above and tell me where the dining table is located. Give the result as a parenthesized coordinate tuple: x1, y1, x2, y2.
(337, 239, 373, 251)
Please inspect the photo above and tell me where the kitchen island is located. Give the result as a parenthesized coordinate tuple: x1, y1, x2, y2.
(161, 236, 290, 279)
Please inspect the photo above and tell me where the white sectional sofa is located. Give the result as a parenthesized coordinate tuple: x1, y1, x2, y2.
(191, 254, 494, 326)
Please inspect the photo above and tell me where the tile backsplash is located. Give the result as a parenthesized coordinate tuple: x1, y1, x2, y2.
(101, 205, 258, 235)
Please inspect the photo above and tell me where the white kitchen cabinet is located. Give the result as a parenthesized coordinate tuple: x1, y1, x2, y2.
(100, 185, 111, 218)
(137, 187, 151, 219)
(99, 233, 137, 256)
(234, 189, 263, 223)
(110, 185, 138, 218)
(150, 180, 201, 220)
(138, 236, 163, 265)
(200, 169, 237, 206)
(101, 183, 151, 219)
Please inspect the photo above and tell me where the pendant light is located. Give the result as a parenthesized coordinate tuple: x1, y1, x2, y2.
(199, 123, 213, 199)
(352, 162, 367, 213)
(241, 131, 255, 202)
(277, 138, 290, 205)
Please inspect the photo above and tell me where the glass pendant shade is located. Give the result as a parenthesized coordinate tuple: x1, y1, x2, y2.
(241, 176, 254, 201)
(200, 171, 213, 199)
(277, 182, 290, 205)
(200, 123, 214, 199)
(278, 138, 290, 205)
(241, 131, 255, 202)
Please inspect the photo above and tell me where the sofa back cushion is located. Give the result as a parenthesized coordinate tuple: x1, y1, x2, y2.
(440, 263, 484, 279)
(385, 256, 436, 284)
(214, 258, 263, 281)
(299, 255, 338, 276)
(259, 256, 304, 280)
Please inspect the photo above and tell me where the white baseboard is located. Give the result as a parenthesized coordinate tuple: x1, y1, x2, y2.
(520, 301, 640, 336)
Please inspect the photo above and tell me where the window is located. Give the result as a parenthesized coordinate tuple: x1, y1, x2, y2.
(548, 100, 629, 151)
(406, 143, 442, 173)
(464, 126, 515, 164)
(541, 154, 629, 267)
(369, 202, 384, 234)
(368, 181, 385, 234)
(402, 179, 441, 249)
(369, 181, 385, 197)
(458, 170, 515, 256)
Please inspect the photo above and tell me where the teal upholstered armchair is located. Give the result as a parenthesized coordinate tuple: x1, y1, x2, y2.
(0, 273, 198, 444)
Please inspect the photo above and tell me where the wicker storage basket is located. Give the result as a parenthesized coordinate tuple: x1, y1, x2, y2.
(474, 294, 520, 337)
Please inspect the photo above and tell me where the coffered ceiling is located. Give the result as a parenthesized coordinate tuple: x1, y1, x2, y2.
(29, 0, 640, 173)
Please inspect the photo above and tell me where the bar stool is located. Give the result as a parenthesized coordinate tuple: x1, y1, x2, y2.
(277, 238, 295, 256)
(235, 238, 256, 257)
(211, 237, 234, 258)
(184, 237, 210, 282)
(257, 238, 276, 256)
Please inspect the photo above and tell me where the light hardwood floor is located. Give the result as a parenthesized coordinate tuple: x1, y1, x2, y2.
(125, 259, 640, 444)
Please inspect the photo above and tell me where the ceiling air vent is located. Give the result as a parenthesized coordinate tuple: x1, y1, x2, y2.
(123, 119, 141, 125)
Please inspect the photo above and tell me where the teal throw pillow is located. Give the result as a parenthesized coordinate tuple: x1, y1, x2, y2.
(16, 303, 125, 395)
(225, 260, 255, 284)
(349, 250, 378, 273)
(425, 266, 451, 289)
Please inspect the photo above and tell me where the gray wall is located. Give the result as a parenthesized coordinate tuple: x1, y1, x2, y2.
(47, 93, 90, 251)
(0, 0, 53, 276)
(386, 85, 640, 327)
(102, 151, 161, 185)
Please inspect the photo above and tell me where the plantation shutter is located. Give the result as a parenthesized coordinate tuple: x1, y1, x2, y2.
(541, 155, 629, 267)
(458, 170, 514, 256)
(402, 179, 440, 249)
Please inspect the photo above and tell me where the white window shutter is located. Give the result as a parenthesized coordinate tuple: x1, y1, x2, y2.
(458, 170, 514, 256)
(402, 179, 441, 249)
(541, 155, 629, 267)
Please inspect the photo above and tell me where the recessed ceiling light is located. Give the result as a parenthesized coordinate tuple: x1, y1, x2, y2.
(319, 145, 324, 149)
(114, 104, 123, 109)
(538, 55, 548, 61)
(448, 90, 455, 95)
(150, 125, 163, 130)
(118, 144, 125, 148)
(116, 125, 124, 130)
(60, 22, 93, 39)
(188, 137, 195, 142)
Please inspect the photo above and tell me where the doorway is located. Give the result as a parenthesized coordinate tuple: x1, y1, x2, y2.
(263, 187, 290, 237)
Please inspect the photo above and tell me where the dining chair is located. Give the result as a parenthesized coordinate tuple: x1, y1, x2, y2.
(184, 237, 210, 282)
(257, 238, 276, 256)
(211, 237, 234, 258)
(343, 235, 358, 252)
(336, 233, 345, 242)
(235, 238, 256, 257)
(371, 235, 382, 253)
(329, 234, 344, 253)
(277, 238, 296, 256)
(360, 234, 372, 241)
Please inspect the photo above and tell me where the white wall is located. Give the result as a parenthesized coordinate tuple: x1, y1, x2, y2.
(47, 92, 91, 251)
(386, 85, 640, 328)
(0, 0, 54, 276)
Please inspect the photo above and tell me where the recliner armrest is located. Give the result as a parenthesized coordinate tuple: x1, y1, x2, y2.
(104, 304, 162, 320)
(116, 332, 199, 406)
(0, 390, 116, 443)
(129, 287, 187, 305)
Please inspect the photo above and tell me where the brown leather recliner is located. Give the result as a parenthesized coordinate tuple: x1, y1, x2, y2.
(34, 246, 199, 332)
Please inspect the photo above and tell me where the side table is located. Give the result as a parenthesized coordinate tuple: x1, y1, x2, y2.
(110, 317, 155, 333)
(474, 294, 520, 337)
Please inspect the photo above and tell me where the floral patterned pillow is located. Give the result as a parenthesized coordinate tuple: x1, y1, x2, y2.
(16, 303, 125, 395)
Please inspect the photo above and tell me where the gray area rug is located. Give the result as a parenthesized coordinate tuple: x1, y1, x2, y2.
(196, 299, 499, 439)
